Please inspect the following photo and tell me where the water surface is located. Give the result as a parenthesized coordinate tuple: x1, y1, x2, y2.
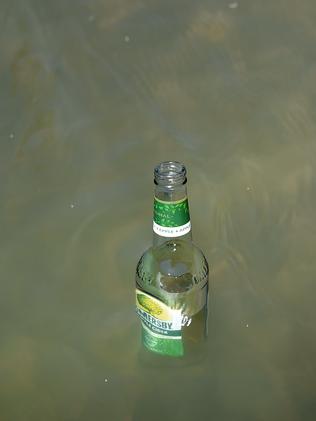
(1, 0, 316, 420)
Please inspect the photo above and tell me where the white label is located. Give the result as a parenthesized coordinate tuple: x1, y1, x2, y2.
(153, 221, 191, 237)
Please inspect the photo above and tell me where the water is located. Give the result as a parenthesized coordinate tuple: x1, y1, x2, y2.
(1, 0, 316, 419)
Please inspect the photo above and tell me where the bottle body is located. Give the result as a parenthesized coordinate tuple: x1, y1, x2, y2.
(135, 162, 209, 360)
(136, 239, 208, 358)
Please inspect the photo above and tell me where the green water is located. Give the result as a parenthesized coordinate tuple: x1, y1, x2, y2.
(1, 0, 316, 420)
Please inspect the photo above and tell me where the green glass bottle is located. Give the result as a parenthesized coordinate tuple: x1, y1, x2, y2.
(136, 162, 209, 360)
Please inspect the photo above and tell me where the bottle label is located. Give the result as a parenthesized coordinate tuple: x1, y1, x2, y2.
(136, 289, 184, 357)
(153, 197, 191, 237)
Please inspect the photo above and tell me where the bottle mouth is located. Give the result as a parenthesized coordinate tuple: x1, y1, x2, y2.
(154, 161, 187, 186)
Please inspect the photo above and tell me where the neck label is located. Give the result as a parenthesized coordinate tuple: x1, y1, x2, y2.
(153, 197, 191, 237)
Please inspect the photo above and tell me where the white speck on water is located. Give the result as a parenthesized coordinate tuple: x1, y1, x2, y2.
(246, 324, 249, 328)
(104, 378, 108, 383)
(70, 203, 75, 209)
(9, 133, 14, 139)
(246, 186, 251, 192)
(88, 15, 95, 22)
(229, 2, 238, 8)
(124, 35, 130, 42)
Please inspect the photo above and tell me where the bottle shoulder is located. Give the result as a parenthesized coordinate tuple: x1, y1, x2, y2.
(136, 240, 208, 295)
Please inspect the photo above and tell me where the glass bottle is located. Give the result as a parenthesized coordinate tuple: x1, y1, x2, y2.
(136, 161, 209, 362)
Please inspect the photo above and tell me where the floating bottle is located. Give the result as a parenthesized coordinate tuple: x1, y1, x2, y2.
(136, 161, 209, 360)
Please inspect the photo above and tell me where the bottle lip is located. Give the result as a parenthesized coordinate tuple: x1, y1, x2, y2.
(154, 161, 187, 186)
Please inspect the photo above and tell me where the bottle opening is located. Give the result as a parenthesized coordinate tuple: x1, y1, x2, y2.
(154, 161, 187, 186)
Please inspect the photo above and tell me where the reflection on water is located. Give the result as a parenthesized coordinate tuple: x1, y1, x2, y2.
(1, 0, 316, 419)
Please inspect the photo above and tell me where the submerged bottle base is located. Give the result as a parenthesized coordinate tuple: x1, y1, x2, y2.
(137, 326, 209, 369)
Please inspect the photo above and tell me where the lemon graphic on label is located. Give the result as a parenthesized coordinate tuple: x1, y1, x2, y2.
(137, 294, 163, 316)
(136, 291, 175, 321)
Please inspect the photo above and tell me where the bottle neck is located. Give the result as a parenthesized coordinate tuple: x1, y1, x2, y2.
(152, 183, 193, 247)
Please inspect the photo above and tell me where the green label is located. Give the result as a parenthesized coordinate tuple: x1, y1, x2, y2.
(153, 197, 191, 237)
(136, 289, 184, 357)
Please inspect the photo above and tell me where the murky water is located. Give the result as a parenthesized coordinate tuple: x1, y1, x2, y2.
(1, 0, 316, 419)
